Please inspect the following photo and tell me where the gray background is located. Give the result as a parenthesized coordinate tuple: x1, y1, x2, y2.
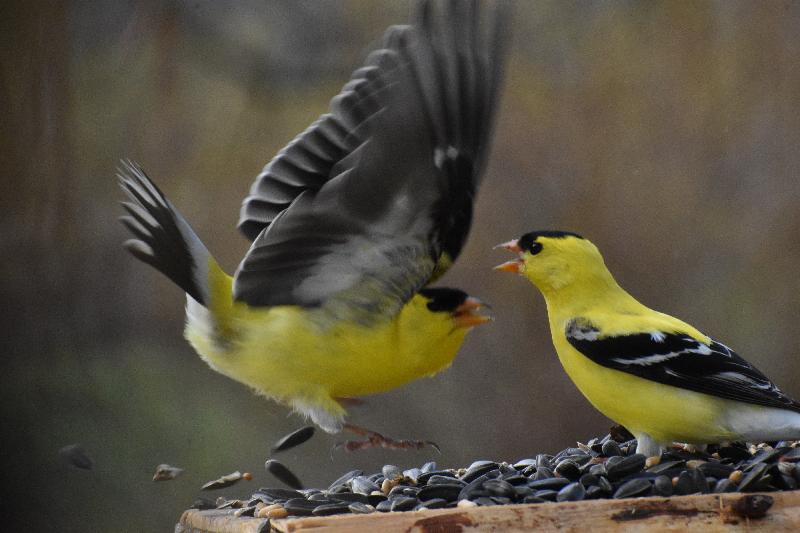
(3, 1, 800, 530)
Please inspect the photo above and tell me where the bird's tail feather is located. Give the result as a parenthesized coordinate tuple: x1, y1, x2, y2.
(118, 160, 219, 308)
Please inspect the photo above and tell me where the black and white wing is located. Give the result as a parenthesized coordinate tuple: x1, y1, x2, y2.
(233, 0, 509, 318)
(565, 318, 800, 413)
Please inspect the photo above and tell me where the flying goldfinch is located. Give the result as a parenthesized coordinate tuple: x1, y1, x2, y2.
(495, 231, 800, 456)
(118, 0, 508, 450)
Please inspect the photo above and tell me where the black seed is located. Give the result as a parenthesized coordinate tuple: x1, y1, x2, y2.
(691, 469, 709, 494)
(254, 487, 303, 501)
(483, 479, 515, 498)
(597, 476, 613, 494)
(417, 484, 463, 502)
(523, 495, 547, 504)
(585, 485, 606, 499)
(555, 460, 581, 480)
(462, 464, 499, 483)
(589, 464, 607, 477)
(284, 498, 317, 516)
(614, 478, 652, 499)
(329, 492, 369, 504)
(382, 465, 403, 480)
(328, 470, 362, 491)
(739, 463, 769, 492)
(502, 475, 528, 486)
(514, 458, 537, 469)
(557, 482, 586, 502)
(418, 472, 459, 485)
(390, 496, 418, 511)
(751, 448, 788, 465)
(714, 479, 737, 493)
(458, 473, 492, 501)
(350, 476, 379, 495)
(265, 459, 304, 490)
(579, 474, 599, 487)
(348, 502, 375, 514)
(472, 496, 497, 506)
(312, 502, 351, 516)
(536, 454, 553, 470)
(533, 489, 558, 501)
(400, 487, 421, 497)
(367, 493, 387, 506)
(272, 426, 315, 453)
(646, 460, 686, 475)
(417, 498, 448, 509)
(421, 461, 437, 473)
(513, 485, 533, 498)
(528, 477, 570, 491)
(718, 444, 752, 462)
(532, 467, 554, 480)
(698, 462, 735, 478)
(653, 475, 673, 496)
(375, 500, 393, 512)
(607, 454, 646, 481)
(601, 440, 622, 457)
(674, 471, 698, 496)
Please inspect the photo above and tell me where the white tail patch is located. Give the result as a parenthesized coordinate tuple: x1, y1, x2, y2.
(722, 403, 800, 441)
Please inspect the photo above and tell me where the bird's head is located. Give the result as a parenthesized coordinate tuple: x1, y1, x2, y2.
(417, 287, 491, 329)
(494, 231, 609, 294)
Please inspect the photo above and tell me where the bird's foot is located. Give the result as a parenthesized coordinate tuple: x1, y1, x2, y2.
(335, 423, 440, 453)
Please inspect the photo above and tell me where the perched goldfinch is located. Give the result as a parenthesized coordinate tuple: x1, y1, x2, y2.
(119, 1, 507, 450)
(495, 231, 800, 456)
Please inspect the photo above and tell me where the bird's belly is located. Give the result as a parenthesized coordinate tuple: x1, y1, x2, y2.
(555, 342, 736, 443)
(185, 308, 459, 405)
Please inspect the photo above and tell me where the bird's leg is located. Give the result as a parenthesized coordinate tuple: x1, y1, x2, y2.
(635, 432, 664, 457)
(335, 423, 440, 453)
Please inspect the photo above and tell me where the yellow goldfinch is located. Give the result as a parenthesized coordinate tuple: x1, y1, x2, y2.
(495, 231, 800, 456)
(119, 1, 508, 450)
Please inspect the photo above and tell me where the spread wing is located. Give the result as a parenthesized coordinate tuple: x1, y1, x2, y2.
(565, 318, 800, 413)
(233, 0, 509, 317)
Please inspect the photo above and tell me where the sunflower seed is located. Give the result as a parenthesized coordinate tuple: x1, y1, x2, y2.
(653, 475, 673, 496)
(201, 471, 244, 491)
(271, 426, 315, 453)
(607, 454, 646, 481)
(557, 482, 586, 502)
(390, 496, 418, 511)
(312, 502, 351, 516)
(614, 478, 652, 499)
(265, 459, 303, 490)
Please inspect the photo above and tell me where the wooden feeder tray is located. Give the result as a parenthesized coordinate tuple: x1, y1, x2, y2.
(177, 490, 800, 532)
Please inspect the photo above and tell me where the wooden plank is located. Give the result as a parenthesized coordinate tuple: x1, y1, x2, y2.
(178, 491, 800, 533)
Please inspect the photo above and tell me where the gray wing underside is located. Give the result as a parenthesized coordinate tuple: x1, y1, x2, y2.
(233, 0, 509, 318)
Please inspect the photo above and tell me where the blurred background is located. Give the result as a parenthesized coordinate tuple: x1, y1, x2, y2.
(3, 0, 800, 530)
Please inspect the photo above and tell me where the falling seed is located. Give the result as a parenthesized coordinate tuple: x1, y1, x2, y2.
(153, 464, 184, 481)
(265, 459, 304, 490)
(59, 444, 94, 470)
(272, 426, 315, 453)
(201, 471, 244, 490)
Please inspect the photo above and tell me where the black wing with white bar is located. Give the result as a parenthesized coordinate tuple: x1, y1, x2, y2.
(565, 318, 800, 413)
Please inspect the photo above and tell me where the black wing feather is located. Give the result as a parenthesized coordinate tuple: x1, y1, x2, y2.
(233, 1, 509, 312)
(565, 318, 800, 414)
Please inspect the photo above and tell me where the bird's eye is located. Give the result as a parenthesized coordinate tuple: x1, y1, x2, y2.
(530, 241, 543, 255)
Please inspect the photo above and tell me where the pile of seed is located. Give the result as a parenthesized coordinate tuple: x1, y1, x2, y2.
(200, 435, 800, 520)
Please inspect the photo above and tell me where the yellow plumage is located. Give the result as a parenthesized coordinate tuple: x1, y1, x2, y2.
(184, 258, 470, 432)
(496, 232, 800, 455)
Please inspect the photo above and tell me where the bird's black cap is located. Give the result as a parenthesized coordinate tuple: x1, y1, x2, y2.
(518, 230, 583, 254)
(419, 287, 469, 312)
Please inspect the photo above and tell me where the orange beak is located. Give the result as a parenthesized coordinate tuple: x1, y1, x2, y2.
(493, 239, 524, 273)
(452, 297, 491, 328)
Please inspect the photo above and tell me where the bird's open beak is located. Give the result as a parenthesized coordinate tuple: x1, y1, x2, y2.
(493, 239, 524, 273)
(452, 297, 492, 328)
